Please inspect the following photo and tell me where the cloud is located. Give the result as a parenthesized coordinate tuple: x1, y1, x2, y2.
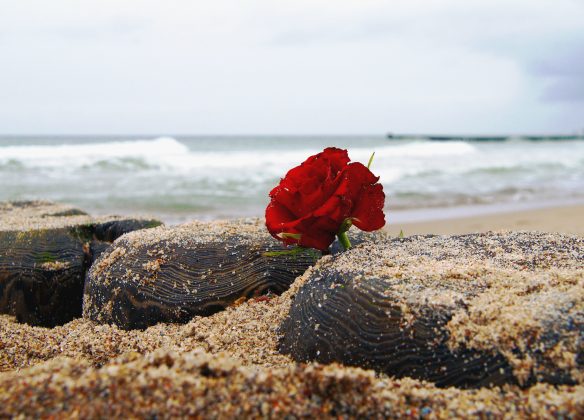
(256, 0, 584, 106)
(0, 0, 582, 134)
(526, 37, 584, 103)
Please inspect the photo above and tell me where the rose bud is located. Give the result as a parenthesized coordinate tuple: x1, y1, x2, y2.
(265, 147, 386, 252)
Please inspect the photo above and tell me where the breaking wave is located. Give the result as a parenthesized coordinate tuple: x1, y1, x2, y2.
(1, 136, 583, 221)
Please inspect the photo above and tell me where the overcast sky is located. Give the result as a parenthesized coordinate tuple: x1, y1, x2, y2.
(1, 0, 583, 135)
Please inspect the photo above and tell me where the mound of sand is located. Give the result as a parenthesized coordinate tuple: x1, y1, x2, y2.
(1, 227, 582, 417)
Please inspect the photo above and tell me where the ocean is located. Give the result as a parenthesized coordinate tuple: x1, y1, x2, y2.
(1, 136, 583, 224)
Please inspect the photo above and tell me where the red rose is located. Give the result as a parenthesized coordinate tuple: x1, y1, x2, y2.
(265, 147, 386, 251)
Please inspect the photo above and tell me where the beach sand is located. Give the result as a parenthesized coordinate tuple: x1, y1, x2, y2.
(1, 203, 583, 418)
(2, 256, 583, 418)
(387, 203, 584, 237)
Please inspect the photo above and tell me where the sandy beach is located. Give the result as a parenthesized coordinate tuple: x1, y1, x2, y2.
(387, 203, 584, 237)
(2, 230, 583, 417)
(2, 0, 583, 415)
(1, 201, 583, 418)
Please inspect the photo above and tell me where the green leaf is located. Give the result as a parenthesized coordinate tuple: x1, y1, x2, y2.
(398, 229, 404, 239)
(367, 152, 375, 169)
(263, 250, 296, 257)
(263, 246, 320, 261)
(277, 232, 302, 240)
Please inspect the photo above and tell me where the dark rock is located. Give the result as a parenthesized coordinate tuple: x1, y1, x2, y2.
(279, 231, 584, 388)
(0, 201, 162, 327)
(84, 219, 320, 330)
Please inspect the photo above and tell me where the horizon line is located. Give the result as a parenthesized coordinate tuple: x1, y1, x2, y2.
(1, 132, 583, 138)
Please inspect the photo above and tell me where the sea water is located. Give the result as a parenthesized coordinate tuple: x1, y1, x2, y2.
(1, 136, 583, 223)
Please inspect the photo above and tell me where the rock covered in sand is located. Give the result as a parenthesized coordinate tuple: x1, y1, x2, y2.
(0, 228, 582, 417)
(0, 201, 162, 327)
(83, 219, 322, 330)
(279, 231, 584, 388)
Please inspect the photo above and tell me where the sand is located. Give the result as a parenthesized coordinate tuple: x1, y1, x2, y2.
(1, 205, 583, 417)
(1, 268, 583, 417)
(0, 200, 111, 232)
(1, 348, 582, 418)
(2, 230, 584, 417)
(0, 200, 161, 235)
(387, 203, 584, 237)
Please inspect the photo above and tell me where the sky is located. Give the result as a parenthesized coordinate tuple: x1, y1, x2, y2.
(0, 0, 583, 135)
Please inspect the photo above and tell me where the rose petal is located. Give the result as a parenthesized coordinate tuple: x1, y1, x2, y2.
(292, 215, 337, 250)
(319, 147, 351, 174)
(351, 183, 386, 231)
(342, 162, 379, 186)
(265, 202, 297, 232)
(314, 194, 352, 226)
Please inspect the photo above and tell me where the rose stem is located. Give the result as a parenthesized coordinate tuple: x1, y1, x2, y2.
(337, 231, 352, 251)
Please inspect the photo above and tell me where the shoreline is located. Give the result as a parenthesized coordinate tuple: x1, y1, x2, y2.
(152, 199, 584, 237)
(386, 202, 584, 236)
(123, 198, 584, 230)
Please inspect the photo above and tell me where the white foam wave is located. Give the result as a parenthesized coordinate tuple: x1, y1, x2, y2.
(2, 137, 584, 218)
(2, 137, 582, 192)
(148, 141, 479, 183)
(353, 141, 477, 160)
(0, 138, 477, 171)
(0, 137, 189, 169)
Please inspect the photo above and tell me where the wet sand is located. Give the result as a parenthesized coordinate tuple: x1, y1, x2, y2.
(387, 203, 584, 237)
